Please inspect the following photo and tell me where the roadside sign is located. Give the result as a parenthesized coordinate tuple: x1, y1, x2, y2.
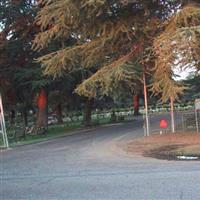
(195, 99, 200, 110)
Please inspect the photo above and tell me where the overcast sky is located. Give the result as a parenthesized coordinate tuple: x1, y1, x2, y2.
(173, 67, 197, 80)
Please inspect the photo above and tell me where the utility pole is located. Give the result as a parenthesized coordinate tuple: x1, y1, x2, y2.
(170, 97, 175, 133)
(195, 99, 200, 133)
(143, 72, 150, 136)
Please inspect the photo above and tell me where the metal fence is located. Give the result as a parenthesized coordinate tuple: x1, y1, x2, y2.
(175, 110, 200, 133)
(144, 109, 200, 136)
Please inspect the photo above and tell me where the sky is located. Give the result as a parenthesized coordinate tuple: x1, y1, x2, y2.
(173, 67, 197, 80)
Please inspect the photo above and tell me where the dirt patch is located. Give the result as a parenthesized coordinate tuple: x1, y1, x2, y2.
(125, 132, 200, 161)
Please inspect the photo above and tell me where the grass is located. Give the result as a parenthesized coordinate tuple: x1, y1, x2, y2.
(7, 122, 82, 147)
(0, 113, 136, 149)
(1, 116, 131, 148)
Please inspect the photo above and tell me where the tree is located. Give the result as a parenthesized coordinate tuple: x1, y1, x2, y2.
(183, 74, 200, 100)
(0, 0, 52, 129)
(31, 1, 200, 134)
(33, 0, 180, 100)
(0, 0, 36, 121)
(152, 3, 200, 102)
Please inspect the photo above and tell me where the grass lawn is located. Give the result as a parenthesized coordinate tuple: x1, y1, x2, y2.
(1, 116, 130, 148)
(0, 122, 82, 148)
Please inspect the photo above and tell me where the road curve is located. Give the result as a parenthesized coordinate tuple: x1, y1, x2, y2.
(1, 117, 200, 200)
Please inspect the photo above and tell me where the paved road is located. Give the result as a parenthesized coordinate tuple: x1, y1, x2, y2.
(1, 117, 200, 200)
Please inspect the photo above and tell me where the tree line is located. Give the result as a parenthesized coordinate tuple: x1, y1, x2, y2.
(0, 0, 199, 132)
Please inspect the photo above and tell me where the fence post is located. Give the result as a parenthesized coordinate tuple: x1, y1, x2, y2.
(170, 97, 175, 133)
(195, 109, 199, 133)
(181, 115, 185, 132)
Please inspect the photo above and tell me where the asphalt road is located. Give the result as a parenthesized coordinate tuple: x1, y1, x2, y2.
(1, 117, 200, 200)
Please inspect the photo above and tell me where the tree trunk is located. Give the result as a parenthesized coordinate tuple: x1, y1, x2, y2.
(54, 103, 63, 123)
(37, 88, 48, 129)
(133, 95, 140, 116)
(9, 109, 15, 125)
(84, 99, 93, 126)
(7, 89, 15, 125)
(23, 107, 28, 127)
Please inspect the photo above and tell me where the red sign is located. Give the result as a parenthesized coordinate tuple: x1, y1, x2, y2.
(160, 119, 168, 128)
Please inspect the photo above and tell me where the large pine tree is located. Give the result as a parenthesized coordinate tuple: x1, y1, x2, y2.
(33, 0, 199, 103)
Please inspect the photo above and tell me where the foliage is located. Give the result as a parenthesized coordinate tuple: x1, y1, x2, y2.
(0, 0, 42, 103)
(152, 3, 200, 102)
(0, 1, 79, 118)
(1, 0, 199, 115)
(183, 75, 200, 100)
(33, 0, 182, 99)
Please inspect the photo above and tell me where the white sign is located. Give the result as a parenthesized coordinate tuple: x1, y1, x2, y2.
(195, 99, 200, 110)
